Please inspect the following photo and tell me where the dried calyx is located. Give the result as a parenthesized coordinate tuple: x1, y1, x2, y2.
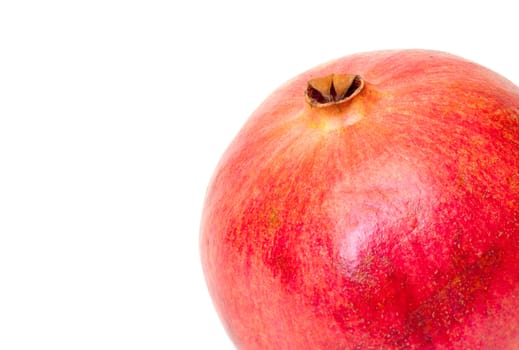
(305, 74, 364, 107)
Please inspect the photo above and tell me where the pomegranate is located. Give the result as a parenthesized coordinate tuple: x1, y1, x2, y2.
(200, 50, 519, 349)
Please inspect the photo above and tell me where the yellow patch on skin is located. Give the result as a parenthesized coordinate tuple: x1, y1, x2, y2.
(306, 110, 364, 132)
(267, 208, 281, 230)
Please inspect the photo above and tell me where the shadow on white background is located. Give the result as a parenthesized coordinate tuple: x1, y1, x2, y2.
(0, 1, 517, 349)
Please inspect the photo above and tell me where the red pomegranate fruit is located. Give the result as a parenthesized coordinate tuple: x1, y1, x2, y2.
(200, 50, 519, 349)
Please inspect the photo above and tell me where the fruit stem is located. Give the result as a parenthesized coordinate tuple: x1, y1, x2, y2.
(305, 74, 364, 107)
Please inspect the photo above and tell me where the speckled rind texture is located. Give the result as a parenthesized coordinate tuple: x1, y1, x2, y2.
(200, 50, 519, 349)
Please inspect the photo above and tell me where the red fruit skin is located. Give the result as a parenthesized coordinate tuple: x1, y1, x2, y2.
(200, 50, 519, 349)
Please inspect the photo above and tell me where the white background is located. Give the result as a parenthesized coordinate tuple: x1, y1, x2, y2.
(0, 1, 517, 349)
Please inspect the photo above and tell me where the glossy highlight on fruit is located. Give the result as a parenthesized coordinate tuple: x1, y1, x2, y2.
(200, 50, 519, 349)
